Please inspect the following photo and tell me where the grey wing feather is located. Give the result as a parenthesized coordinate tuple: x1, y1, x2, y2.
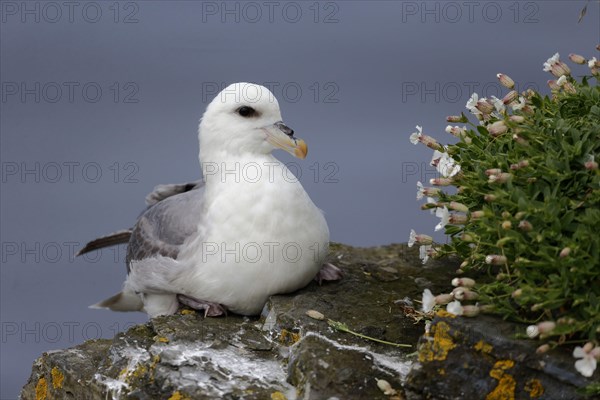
(145, 180, 203, 206)
(126, 182, 205, 272)
(76, 229, 132, 256)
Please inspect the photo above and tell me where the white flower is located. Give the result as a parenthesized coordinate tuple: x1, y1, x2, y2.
(511, 96, 527, 111)
(410, 125, 423, 145)
(446, 300, 463, 316)
(437, 153, 461, 178)
(573, 346, 597, 377)
(490, 96, 506, 114)
(419, 244, 432, 264)
(416, 181, 425, 200)
(422, 289, 435, 313)
(543, 52, 560, 72)
(557, 75, 567, 86)
(435, 206, 450, 231)
(430, 150, 445, 167)
(408, 229, 417, 247)
(589, 57, 598, 68)
(526, 325, 539, 338)
(466, 93, 481, 115)
(426, 197, 436, 214)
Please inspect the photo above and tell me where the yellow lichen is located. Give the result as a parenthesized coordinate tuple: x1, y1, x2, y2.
(168, 391, 190, 400)
(271, 391, 288, 400)
(436, 310, 457, 318)
(35, 377, 47, 400)
(474, 340, 493, 354)
(180, 309, 195, 315)
(524, 379, 544, 398)
(51, 366, 64, 389)
(437, 368, 446, 375)
(279, 329, 301, 345)
(155, 336, 170, 343)
(418, 321, 456, 362)
(486, 360, 516, 400)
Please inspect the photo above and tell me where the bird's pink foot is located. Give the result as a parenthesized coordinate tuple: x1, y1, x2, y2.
(314, 262, 343, 285)
(177, 294, 227, 317)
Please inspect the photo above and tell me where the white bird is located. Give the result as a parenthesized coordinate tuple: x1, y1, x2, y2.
(78, 83, 341, 317)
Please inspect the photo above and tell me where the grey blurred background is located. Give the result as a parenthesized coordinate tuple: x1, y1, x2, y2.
(1, 1, 597, 397)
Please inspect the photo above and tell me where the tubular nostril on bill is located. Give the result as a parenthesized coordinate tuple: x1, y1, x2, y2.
(275, 121, 294, 137)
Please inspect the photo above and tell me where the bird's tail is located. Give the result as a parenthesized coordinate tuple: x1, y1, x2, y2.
(76, 229, 132, 257)
(89, 289, 143, 312)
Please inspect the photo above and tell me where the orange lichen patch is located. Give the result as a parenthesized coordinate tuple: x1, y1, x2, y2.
(486, 360, 516, 400)
(279, 329, 301, 345)
(489, 360, 515, 379)
(418, 321, 456, 362)
(474, 340, 493, 354)
(51, 366, 64, 389)
(168, 391, 190, 400)
(524, 379, 544, 398)
(271, 391, 288, 400)
(155, 336, 170, 343)
(35, 377, 48, 400)
(436, 310, 457, 318)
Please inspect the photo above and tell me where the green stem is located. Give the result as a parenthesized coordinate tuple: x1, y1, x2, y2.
(327, 319, 412, 348)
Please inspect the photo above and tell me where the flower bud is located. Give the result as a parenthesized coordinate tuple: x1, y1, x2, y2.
(485, 254, 507, 265)
(518, 220, 533, 232)
(488, 173, 512, 184)
(547, 80, 560, 90)
(476, 99, 495, 114)
(449, 214, 468, 224)
(446, 115, 468, 123)
(536, 344, 550, 354)
(550, 61, 571, 77)
(497, 73, 515, 89)
(591, 347, 600, 359)
(568, 53, 586, 64)
(462, 305, 480, 317)
(434, 293, 454, 305)
(563, 82, 576, 94)
(485, 168, 502, 176)
(514, 211, 526, 220)
(583, 342, 594, 353)
(488, 121, 508, 137)
(502, 90, 518, 104)
(484, 194, 497, 202)
(452, 287, 479, 301)
(509, 115, 525, 123)
(501, 221, 512, 230)
(430, 177, 453, 186)
(585, 160, 598, 170)
(449, 201, 469, 213)
(511, 289, 522, 298)
(513, 134, 528, 146)
(537, 321, 556, 334)
(559, 247, 571, 258)
(471, 210, 486, 219)
(501, 211, 511, 219)
(452, 277, 475, 287)
(445, 125, 467, 138)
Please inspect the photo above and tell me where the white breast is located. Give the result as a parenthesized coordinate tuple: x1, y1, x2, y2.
(175, 155, 329, 314)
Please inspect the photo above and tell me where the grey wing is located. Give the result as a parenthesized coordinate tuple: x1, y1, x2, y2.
(126, 182, 205, 272)
(144, 180, 203, 206)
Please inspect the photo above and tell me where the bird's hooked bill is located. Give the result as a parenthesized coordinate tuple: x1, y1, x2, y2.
(263, 121, 308, 159)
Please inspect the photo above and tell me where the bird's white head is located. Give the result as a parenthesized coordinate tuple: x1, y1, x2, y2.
(199, 82, 307, 165)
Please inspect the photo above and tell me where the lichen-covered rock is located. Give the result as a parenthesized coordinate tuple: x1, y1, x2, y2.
(21, 243, 453, 400)
(405, 314, 597, 400)
(23, 243, 591, 399)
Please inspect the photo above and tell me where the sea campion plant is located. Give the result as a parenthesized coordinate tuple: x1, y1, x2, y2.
(409, 47, 600, 381)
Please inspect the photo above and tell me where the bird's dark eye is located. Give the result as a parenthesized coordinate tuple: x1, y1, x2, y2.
(237, 106, 256, 118)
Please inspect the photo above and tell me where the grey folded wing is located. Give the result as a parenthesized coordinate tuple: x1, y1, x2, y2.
(144, 180, 203, 206)
(126, 183, 205, 272)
